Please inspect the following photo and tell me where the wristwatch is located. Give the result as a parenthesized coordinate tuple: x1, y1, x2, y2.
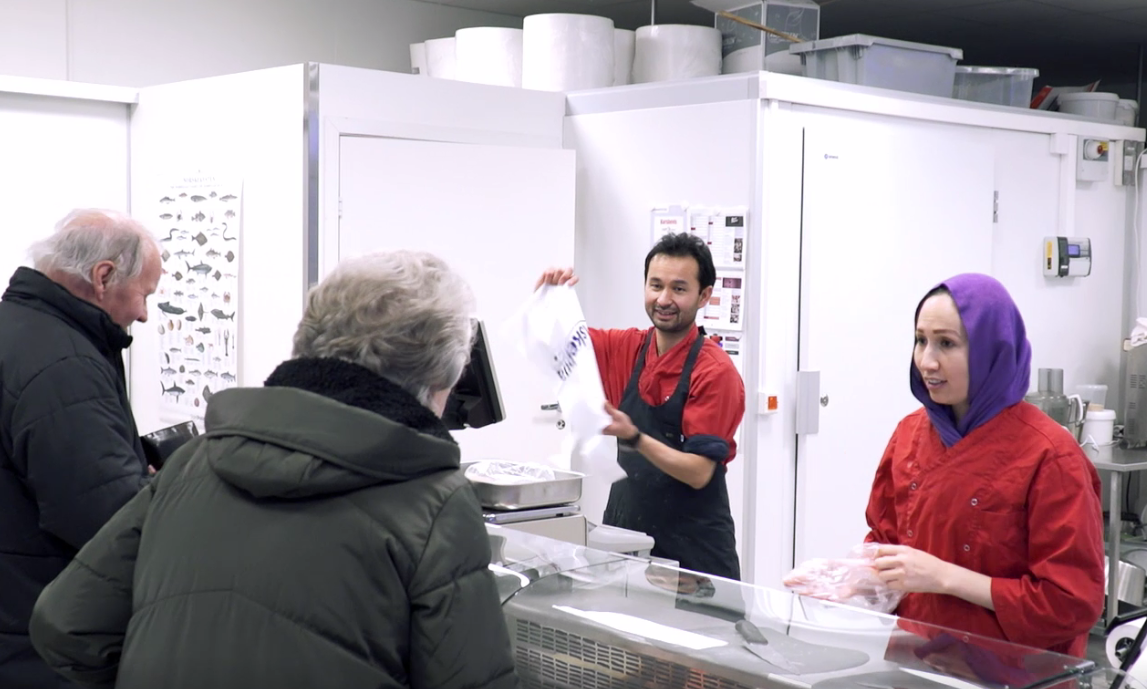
(618, 429, 643, 450)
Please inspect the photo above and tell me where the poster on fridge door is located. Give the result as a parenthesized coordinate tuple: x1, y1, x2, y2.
(153, 174, 242, 426)
(701, 272, 743, 331)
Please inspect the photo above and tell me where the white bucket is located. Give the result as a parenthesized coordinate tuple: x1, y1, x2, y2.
(1082, 408, 1116, 447)
(1117, 99, 1139, 127)
(1057, 91, 1119, 122)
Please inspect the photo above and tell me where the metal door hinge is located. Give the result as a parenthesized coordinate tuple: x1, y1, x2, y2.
(338, 198, 343, 220)
(992, 191, 999, 224)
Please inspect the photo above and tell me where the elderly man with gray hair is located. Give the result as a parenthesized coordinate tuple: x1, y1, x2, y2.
(0, 209, 160, 689)
(30, 250, 519, 689)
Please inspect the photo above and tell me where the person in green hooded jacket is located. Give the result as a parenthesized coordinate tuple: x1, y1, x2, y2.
(28, 250, 518, 689)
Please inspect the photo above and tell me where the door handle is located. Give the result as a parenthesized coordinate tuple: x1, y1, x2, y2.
(796, 371, 821, 435)
(540, 403, 560, 412)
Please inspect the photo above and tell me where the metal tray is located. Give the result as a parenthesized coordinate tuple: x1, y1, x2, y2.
(462, 461, 584, 510)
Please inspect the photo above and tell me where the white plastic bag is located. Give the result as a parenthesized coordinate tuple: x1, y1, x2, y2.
(503, 285, 624, 483)
(1132, 317, 1147, 348)
(782, 543, 906, 614)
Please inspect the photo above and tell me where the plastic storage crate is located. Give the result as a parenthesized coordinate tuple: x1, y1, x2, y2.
(789, 34, 963, 97)
(953, 66, 1039, 107)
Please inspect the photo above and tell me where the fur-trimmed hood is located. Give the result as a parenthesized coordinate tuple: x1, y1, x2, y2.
(203, 357, 458, 499)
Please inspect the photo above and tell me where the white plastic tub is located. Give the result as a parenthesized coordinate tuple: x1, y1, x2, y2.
(953, 66, 1038, 107)
(789, 34, 962, 97)
(1057, 91, 1119, 122)
(1082, 408, 1116, 447)
(1117, 99, 1139, 127)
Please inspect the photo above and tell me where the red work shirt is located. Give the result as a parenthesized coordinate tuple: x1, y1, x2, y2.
(589, 326, 745, 463)
(865, 403, 1105, 657)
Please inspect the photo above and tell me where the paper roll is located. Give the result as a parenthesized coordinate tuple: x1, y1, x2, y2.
(632, 24, 722, 84)
(425, 37, 457, 80)
(409, 42, 428, 76)
(722, 44, 804, 76)
(456, 27, 523, 87)
(614, 29, 635, 86)
(1108, 619, 1147, 683)
(523, 13, 614, 92)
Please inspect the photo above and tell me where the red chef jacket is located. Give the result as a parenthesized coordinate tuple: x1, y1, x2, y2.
(865, 403, 1105, 657)
(589, 326, 744, 463)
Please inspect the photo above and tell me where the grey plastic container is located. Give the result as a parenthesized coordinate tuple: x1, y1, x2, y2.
(789, 34, 963, 97)
(953, 66, 1039, 107)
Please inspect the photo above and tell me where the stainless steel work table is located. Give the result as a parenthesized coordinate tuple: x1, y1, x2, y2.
(1084, 444, 1147, 628)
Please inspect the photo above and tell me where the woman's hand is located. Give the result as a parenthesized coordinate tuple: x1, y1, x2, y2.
(873, 544, 954, 594)
(874, 544, 995, 610)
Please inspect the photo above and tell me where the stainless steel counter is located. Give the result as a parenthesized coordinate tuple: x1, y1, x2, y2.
(1084, 444, 1147, 627)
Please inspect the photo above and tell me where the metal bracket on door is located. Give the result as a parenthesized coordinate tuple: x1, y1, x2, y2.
(796, 371, 821, 435)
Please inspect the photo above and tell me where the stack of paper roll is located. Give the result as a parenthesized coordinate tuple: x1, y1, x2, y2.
(455, 27, 524, 87)
(424, 37, 457, 79)
(632, 24, 722, 84)
(614, 29, 635, 86)
(418, 15, 723, 89)
(1107, 618, 1147, 684)
(723, 44, 804, 76)
(409, 43, 428, 76)
(522, 14, 615, 92)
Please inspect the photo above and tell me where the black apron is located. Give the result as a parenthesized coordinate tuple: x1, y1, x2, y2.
(602, 331, 741, 581)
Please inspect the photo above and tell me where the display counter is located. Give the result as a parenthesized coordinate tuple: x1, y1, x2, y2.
(488, 526, 1103, 689)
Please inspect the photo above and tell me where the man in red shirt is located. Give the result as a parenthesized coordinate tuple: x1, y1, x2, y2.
(537, 233, 745, 580)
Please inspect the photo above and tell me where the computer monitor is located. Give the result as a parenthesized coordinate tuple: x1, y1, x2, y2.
(140, 420, 199, 470)
(442, 320, 506, 430)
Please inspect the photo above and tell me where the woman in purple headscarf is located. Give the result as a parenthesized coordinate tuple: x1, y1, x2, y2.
(864, 274, 1104, 657)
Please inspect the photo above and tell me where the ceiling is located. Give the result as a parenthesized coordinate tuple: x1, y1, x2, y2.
(419, 0, 1147, 92)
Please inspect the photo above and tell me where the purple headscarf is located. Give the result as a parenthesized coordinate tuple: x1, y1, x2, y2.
(910, 274, 1032, 447)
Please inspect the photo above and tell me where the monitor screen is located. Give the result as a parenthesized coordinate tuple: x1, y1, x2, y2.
(442, 320, 506, 430)
(1067, 244, 1081, 258)
(140, 420, 200, 470)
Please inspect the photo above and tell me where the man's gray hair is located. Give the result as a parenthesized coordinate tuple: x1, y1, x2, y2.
(29, 209, 157, 285)
(293, 250, 477, 408)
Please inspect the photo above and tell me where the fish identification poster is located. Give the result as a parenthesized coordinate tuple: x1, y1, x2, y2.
(152, 174, 241, 424)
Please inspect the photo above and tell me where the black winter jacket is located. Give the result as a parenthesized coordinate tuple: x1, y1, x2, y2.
(29, 357, 518, 689)
(0, 267, 148, 689)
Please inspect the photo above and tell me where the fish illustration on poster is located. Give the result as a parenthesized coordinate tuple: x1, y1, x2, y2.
(154, 174, 242, 423)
